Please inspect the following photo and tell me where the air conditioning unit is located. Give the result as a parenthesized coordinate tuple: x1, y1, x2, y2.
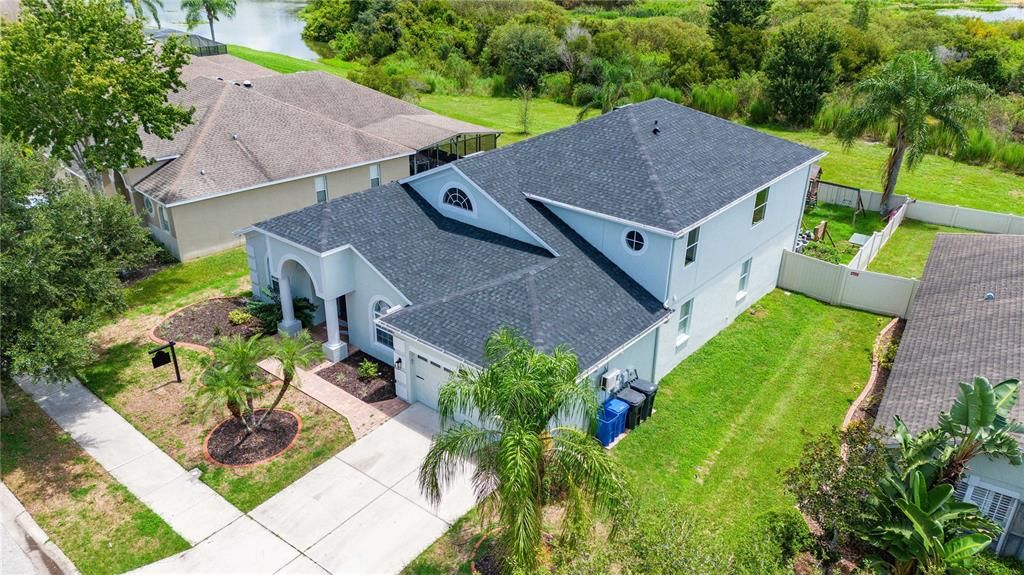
(601, 369, 624, 393)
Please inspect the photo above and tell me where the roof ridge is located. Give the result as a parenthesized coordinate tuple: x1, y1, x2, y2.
(163, 81, 232, 200)
(626, 106, 680, 229)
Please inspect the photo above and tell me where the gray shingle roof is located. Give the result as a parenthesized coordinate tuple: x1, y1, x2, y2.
(255, 182, 670, 370)
(456, 99, 823, 234)
(875, 234, 1024, 446)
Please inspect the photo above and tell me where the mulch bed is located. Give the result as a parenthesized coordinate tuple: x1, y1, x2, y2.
(848, 318, 906, 426)
(315, 351, 396, 403)
(205, 410, 300, 466)
(157, 297, 262, 347)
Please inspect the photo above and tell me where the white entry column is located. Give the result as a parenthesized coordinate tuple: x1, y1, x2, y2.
(276, 273, 301, 336)
(321, 296, 348, 362)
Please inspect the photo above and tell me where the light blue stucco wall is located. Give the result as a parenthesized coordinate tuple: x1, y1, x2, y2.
(546, 205, 673, 301)
(405, 167, 547, 249)
(970, 456, 1024, 495)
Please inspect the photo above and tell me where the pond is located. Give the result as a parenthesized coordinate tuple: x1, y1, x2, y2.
(152, 0, 331, 60)
(936, 6, 1024, 22)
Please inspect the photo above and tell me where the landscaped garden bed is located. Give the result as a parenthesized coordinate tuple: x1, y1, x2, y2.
(205, 410, 300, 466)
(316, 351, 396, 403)
(79, 342, 354, 511)
(0, 380, 189, 575)
(157, 297, 261, 346)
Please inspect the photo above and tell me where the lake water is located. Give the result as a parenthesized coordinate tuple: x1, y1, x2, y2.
(153, 0, 329, 60)
(937, 7, 1024, 21)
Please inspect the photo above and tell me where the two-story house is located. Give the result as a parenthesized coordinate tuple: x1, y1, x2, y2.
(241, 98, 824, 412)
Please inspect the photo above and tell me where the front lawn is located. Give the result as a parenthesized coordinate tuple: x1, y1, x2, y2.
(867, 219, 972, 278)
(124, 248, 249, 317)
(613, 290, 882, 542)
(79, 342, 355, 512)
(1, 380, 189, 575)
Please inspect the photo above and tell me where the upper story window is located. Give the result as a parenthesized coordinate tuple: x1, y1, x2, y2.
(372, 299, 394, 349)
(443, 187, 473, 211)
(751, 188, 769, 226)
(369, 164, 381, 188)
(315, 175, 328, 203)
(143, 196, 154, 215)
(624, 229, 646, 253)
(684, 227, 700, 266)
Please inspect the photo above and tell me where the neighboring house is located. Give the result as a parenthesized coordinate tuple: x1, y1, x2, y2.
(127, 56, 498, 260)
(875, 233, 1024, 559)
(242, 98, 824, 415)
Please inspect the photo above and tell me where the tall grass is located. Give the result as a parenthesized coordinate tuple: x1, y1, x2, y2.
(996, 141, 1024, 174)
(953, 129, 998, 165)
(813, 101, 850, 134)
(690, 85, 738, 119)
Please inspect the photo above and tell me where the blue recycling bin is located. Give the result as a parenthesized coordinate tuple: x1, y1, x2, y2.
(604, 398, 629, 439)
(596, 410, 617, 447)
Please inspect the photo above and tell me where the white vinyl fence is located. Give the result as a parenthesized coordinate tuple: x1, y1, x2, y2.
(816, 181, 907, 212)
(848, 202, 908, 270)
(778, 250, 920, 317)
(905, 201, 1024, 234)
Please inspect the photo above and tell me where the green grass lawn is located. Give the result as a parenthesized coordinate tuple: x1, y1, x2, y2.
(1, 381, 189, 574)
(613, 290, 883, 541)
(800, 204, 887, 264)
(124, 248, 249, 317)
(224, 46, 1024, 212)
(867, 219, 971, 278)
(760, 127, 1024, 216)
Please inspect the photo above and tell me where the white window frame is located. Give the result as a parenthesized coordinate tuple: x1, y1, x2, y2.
(676, 298, 693, 347)
(143, 196, 154, 215)
(371, 298, 394, 350)
(158, 205, 171, 233)
(751, 188, 769, 226)
(442, 187, 473, 211)
(957, 475, 1022, 553)
(737, 258, 752, 300)
(623, 229, 647, 255)
(369, 163, 381, 188)
(314, 175, 328, 203)
(684, 227, 700, 267)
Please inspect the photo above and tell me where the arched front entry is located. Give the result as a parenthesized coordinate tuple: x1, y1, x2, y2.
(277, 257, 348, 362)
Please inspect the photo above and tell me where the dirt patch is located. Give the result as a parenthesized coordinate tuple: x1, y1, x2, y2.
(472, 537, 504, 575)
(205, 410, 300, 466)
(157, 297, 262, 347)
(316, 351, 396, 403)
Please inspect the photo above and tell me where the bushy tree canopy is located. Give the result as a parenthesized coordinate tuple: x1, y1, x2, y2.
(0, 140, 157, 381)
(0, 0, 192, 192)
(764, 20, 841, 126)
(484, 22, 559, 92)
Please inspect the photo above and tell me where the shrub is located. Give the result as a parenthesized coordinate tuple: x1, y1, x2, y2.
(690, 84, 738, 118)
(974, 552, 1024, 575)
(763, 21, 841, 127)
(802, 241, 857, 265)
(813, 100, 850, 135)
(879, 340, 899, 370)
(954, 128, 998, 165)
(443, 53, 476, 93)
(245, 288, 316, 335)
(755, 510, 815, 561)
(747, 98, 773, 124)
(328, 31, 361, 60)
(227, 309, 254, 326)
(483, 23, 559, 93)
(996, 140, 1024, 174)
(540, 71, 573, 104)
(357, 358, 380, 380)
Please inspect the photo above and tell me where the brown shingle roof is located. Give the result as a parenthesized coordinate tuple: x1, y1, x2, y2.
(875, 233, 1024, 445)
(134, 59, 496, 204)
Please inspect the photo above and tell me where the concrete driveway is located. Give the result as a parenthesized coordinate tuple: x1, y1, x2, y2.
(250, 403, 477, 575)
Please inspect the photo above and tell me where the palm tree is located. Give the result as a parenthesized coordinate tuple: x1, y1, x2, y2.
(193, 366, 264, 433)
(180, 0, 236, 42)
(576, 65, 632, 122)
(255, 330, 322, 429)
(418, 328, 627, 575)
(208, 333, 267, 418)
(837, 51, 986, 213)
(124, 0, 163, 26)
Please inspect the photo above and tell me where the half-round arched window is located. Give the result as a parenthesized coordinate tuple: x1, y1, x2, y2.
(442, 187, 473, 211)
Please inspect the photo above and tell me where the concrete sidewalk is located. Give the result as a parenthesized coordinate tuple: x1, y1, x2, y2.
(16, 378, 242, 545)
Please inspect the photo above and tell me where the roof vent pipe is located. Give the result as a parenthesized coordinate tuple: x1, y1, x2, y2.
(652, 120, 660, 135)
(984, 292, 996, 301)
(243, 80, 253, 88)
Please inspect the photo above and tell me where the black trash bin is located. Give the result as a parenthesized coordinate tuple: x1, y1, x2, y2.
(629, 378, 659, 420)
(616, 388, 646, 430)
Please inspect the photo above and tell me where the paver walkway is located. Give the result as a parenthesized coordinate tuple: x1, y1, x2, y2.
(259, 359, 409, 439)
(16, 377, 242, 545)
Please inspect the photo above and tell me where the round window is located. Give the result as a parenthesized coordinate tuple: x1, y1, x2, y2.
(624, 230, 646, 252)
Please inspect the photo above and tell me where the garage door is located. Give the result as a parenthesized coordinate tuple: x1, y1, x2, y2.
(412, 354, 453, 411)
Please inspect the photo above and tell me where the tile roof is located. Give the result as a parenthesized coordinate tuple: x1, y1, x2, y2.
(875, 233, 1024, 446)
(455, 99, 823, 234)
(134, 59, 496, 204)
